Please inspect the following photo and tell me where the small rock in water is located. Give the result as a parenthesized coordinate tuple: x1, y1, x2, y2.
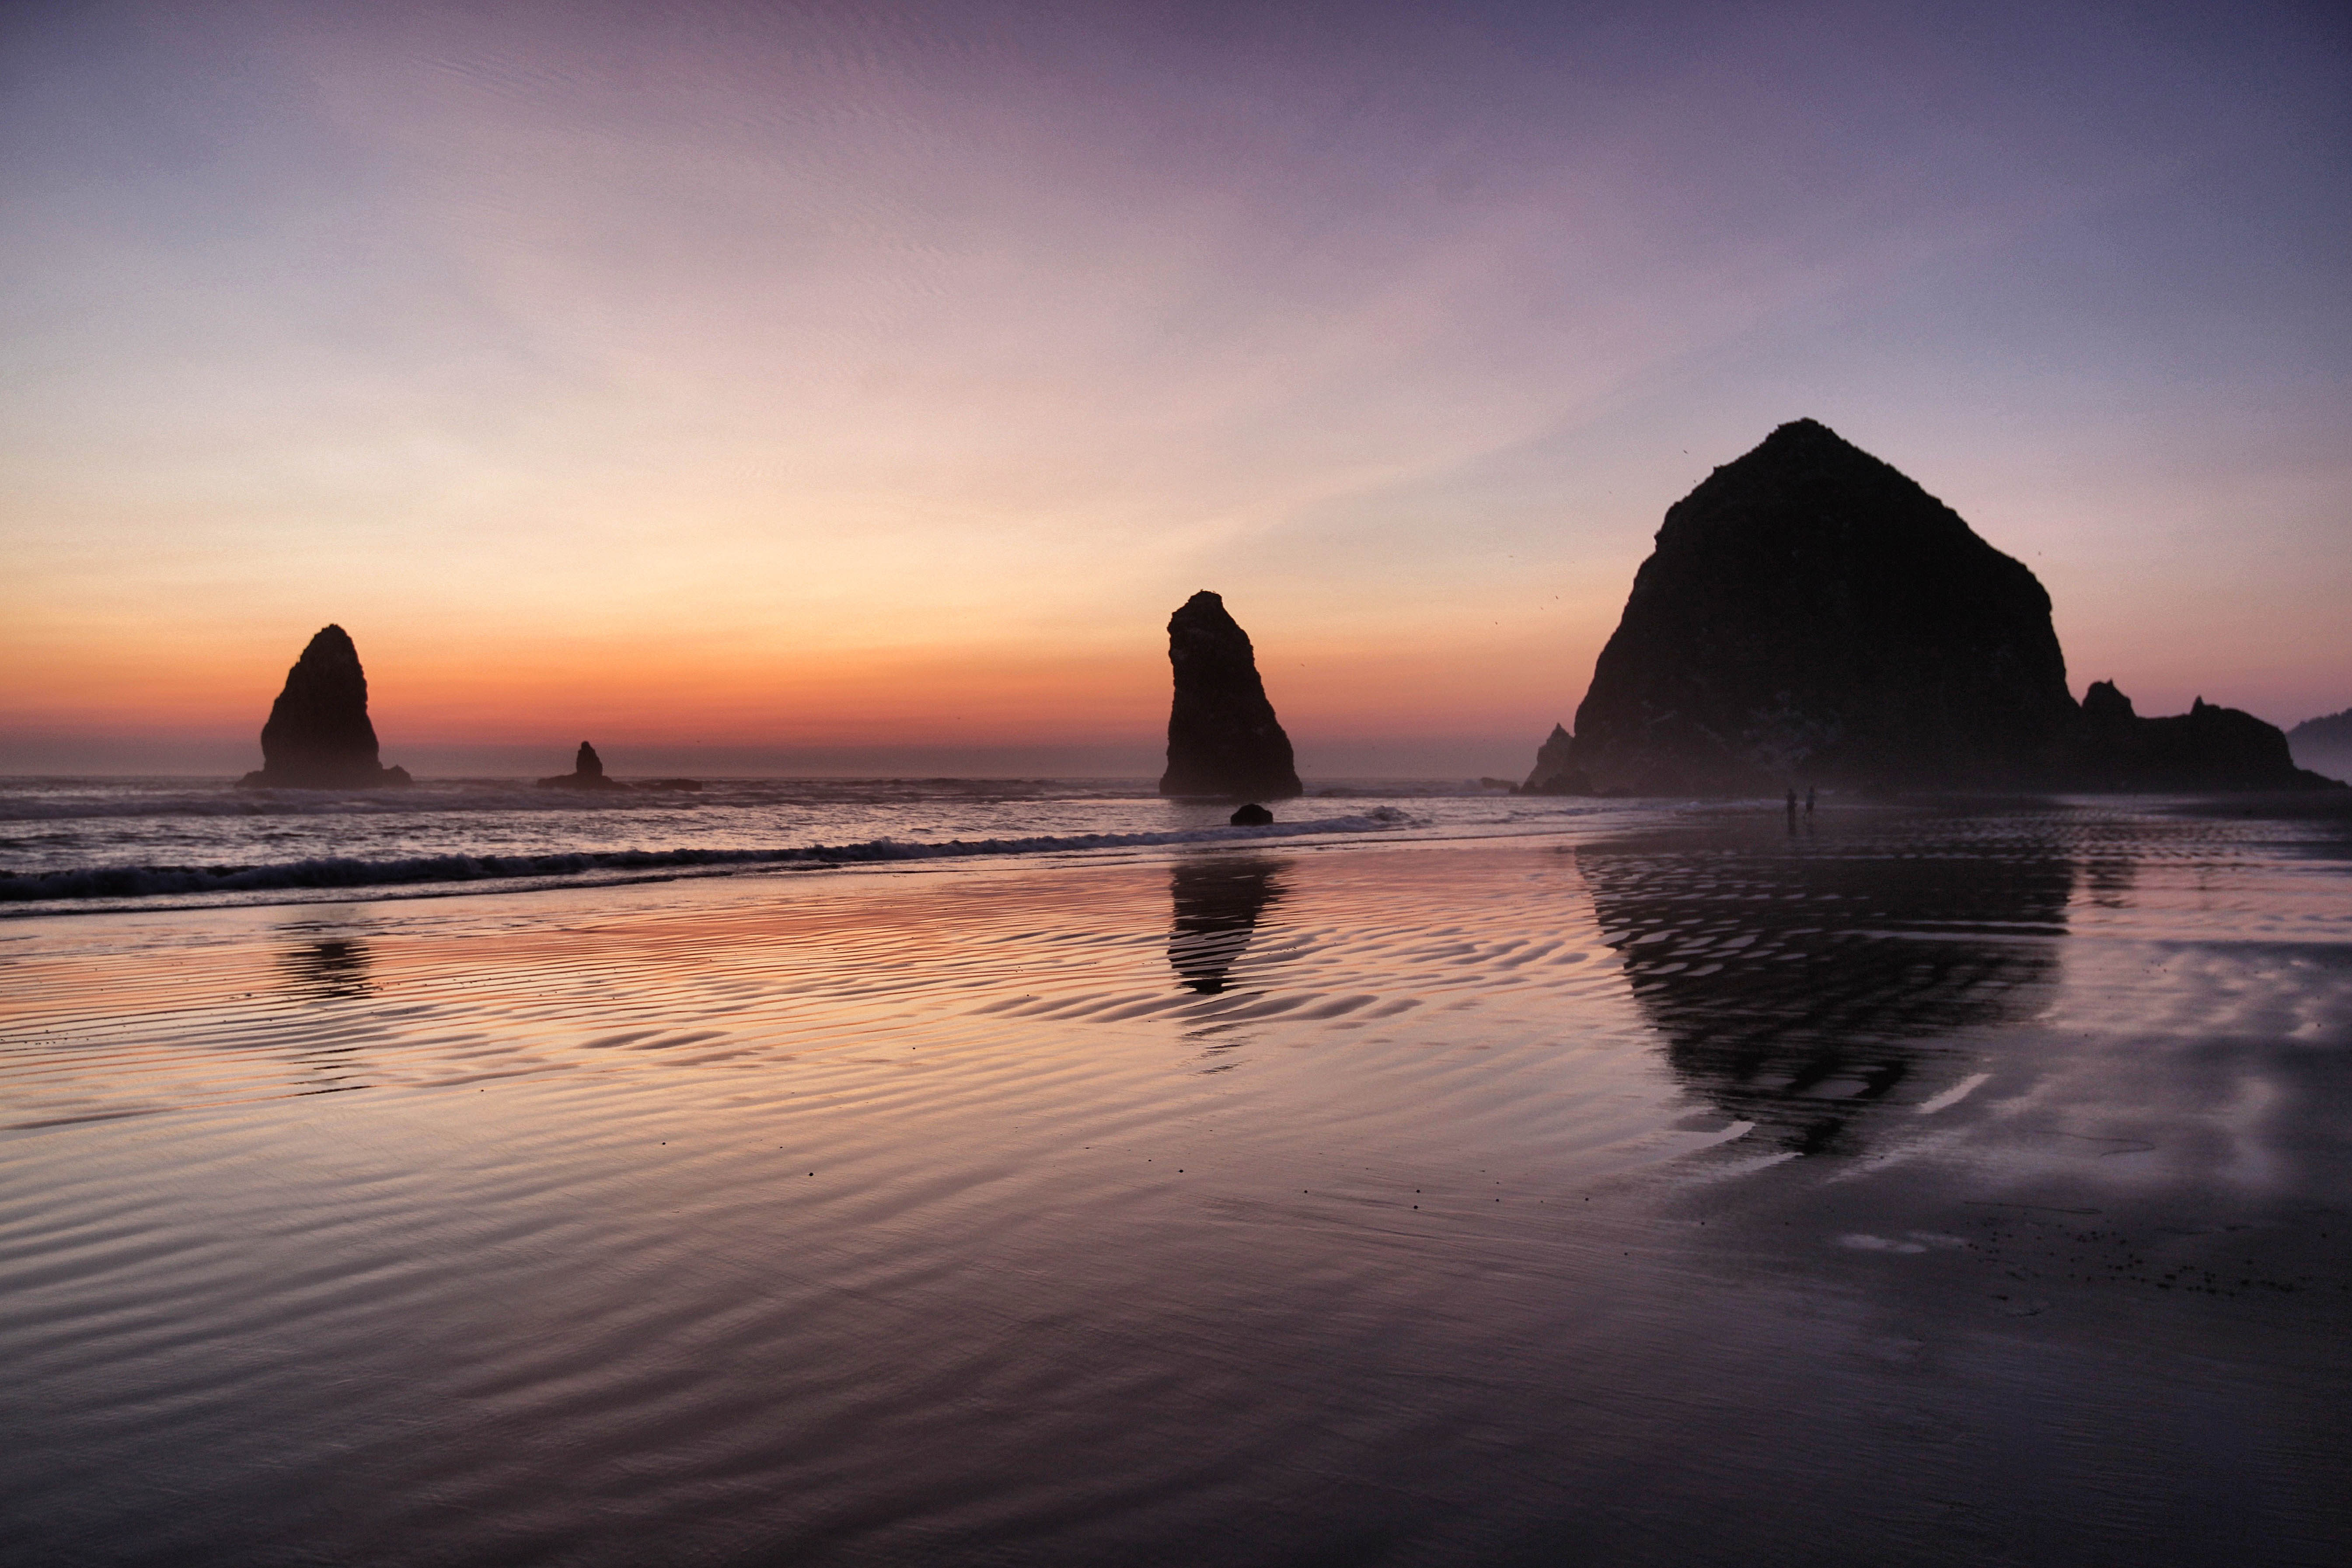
(539, 741, 625, 790)
(1229, 803, 1274, 826)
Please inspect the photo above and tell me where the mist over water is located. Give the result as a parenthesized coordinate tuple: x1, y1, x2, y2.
(2, 799, 2347, 1565)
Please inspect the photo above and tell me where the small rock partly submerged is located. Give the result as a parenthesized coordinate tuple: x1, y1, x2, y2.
(538, 742, 625, 790)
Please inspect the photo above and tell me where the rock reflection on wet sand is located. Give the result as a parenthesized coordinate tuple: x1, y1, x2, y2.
(1581, 818, 2072, 1154)
(1167, 854, 1286, 993)
(275, 925, 380, 1001)
(0, 801, 2346, 1566)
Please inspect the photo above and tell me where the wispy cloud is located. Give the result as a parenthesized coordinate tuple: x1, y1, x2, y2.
(5, 0, 2346, 766)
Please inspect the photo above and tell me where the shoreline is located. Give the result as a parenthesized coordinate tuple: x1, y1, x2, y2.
(3, 802, 2346, 1562)
(5, 787, 2345, 922)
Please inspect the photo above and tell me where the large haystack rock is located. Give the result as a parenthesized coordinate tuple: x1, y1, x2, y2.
(1159, 591, 1302, 799)
(1564, 420, 2076, 794)
(237, 625, 411, 789)
(1539, 421, 2337, 794)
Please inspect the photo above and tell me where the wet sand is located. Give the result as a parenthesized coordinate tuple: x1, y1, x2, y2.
(2, 800, 2347, 1565)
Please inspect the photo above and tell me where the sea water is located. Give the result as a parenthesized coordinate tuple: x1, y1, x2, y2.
(0, 776, 1623, 913)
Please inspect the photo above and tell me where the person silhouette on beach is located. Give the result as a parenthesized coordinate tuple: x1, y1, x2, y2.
(1785, 788, 1798, 830)
(1806, 787, 1816, 817)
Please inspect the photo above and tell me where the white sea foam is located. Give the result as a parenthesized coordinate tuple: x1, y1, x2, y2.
(0, 776, 1647, 913)
(0, 808, 1435, 906)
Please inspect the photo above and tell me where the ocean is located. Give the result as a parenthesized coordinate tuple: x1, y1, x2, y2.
(0, 776, 1611, 913)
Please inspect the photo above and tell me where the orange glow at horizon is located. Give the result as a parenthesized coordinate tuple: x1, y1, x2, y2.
(3, 3, 2346, 774)
(3, 610, 1612, 755)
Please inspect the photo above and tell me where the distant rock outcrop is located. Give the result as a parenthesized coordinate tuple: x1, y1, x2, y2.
(2287, 708, 2352, 783)
(2080, 679, 2134, 723)
(1228, 803, 1274, 825)
(1537, 420, 2338, 794)
(2064, 687, 2331, 791)
(1518, 724, 1587, 795)
(539, 742, 624, 790)
(237, 626, 411, 789)
(1159, 591, 1302, 799)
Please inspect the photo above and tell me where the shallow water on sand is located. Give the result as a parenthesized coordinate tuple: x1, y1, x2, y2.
(2, 801, 2347, 1565)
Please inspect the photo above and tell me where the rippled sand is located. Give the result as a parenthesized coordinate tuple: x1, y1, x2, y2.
(3, 801, 2348, 1565)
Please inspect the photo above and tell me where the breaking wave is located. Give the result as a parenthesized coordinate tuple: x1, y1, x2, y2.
(0, 777, 1152, 822)
(0, 809, 1417, 905)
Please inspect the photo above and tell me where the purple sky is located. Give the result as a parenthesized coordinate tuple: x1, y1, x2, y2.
(4, 0, 2346, 776)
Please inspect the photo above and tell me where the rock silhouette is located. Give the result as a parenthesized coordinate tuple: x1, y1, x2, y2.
(539, 741, 624, 790)
(1159, 591, 1302, 799)
(1518, 724, 1587, 795)
(1563, 419, 2076, 794)
(1542, 420, 2338, 794)
(2064, 687, 2328, 791)
(1228, 803, 1274, 825)
(237, 626, 411, 789)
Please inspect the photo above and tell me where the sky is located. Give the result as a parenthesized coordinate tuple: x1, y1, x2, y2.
(4, 0, 2347, 777)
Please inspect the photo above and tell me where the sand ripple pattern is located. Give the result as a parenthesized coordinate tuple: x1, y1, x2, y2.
(3, 801, 2347, 1566)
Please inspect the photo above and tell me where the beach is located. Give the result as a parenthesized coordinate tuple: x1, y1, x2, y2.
(3, 798, 2347, 1565)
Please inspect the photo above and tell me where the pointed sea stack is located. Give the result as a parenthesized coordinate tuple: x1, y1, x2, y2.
(1159, 591, 1302, 799)
(237, 626, 411, 788)
(539, 741, 625, 790)
(1563, 420, 2076, 794)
